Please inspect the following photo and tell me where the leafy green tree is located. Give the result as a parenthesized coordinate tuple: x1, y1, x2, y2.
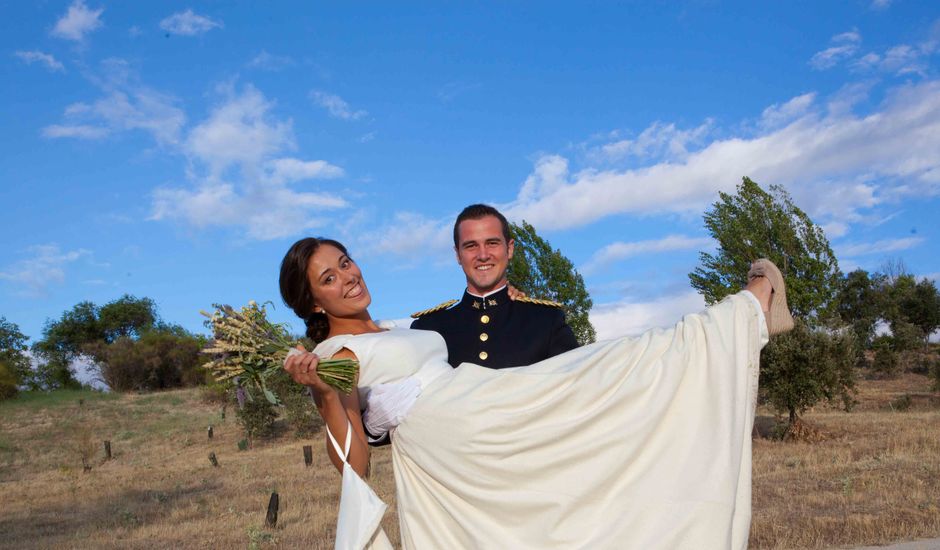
(876, 273, 940, 350)
(508, 220, 596, 345)
(901, 278, 940, 348)
(837, 269, 883, 350)
(760, 320, 856, 425)
(689, 177, 842, 323)
(0, 317, 32, 388)
(688, 177, 853, 432)
(32, 295, 162, 390)
(98, 295, 157, 341)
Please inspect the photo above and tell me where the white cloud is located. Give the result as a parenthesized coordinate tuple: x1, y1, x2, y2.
(186, 84, 294, 174)
(881, 44, 929, 76)
(870, 0, 893, 10)
(247, 50, 294, 71)
(821, 221, 849, 239)
(835, 236, 924, 257)
(150, 182, 347, 240)
(810, 30, 861, 70)
(590, 291, 706, 340)
(42, 124, 109, 139)
(51, 0, 103, 41)
(152, 85, 349, 240)
(14, 50, 65, 72)
(0, 244, 90, 296)
(594, 120, 713, 163)
(582, 235, 714, 274)
(760, 93, 815, 129)
(359, 212, 454, 260)
(504, 80, 940, 233)
(264, 158, 345, 184)
(310, 90, 367, 120)
(160, 9, 222, 36)
(43, 89, 185, 145)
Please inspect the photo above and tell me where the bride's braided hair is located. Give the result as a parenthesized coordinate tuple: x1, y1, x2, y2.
(279, 237, 350, 343)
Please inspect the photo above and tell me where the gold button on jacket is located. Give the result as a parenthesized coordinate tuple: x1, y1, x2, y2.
(479, 351, 488, 360)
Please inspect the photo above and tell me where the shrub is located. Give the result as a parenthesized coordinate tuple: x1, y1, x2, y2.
(266, 368, 322, 436)
(890, 394, 913, 412)
(759, 320, 856, 425)
(0, 361, 18, 400)
(90, 328, 206, 392)
(891, 321, 925, 353)
(871, 341, 899, 379)
(235, 386, 278, 443)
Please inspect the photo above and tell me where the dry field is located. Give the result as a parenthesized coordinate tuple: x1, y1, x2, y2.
(1, 373, 938, 549)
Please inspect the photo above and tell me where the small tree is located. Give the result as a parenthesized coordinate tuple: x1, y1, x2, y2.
(837, 269, 883, 350)
(0, 317, 32, 389)
(902, 278, 940, 348)
(508, 221, 596, 345)
(760, 320, 856, 425)
(689, 177, 854, 433)
(871, 338, 900, 379)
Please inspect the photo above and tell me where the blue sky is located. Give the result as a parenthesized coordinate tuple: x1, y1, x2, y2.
(3, 1, 939, 349)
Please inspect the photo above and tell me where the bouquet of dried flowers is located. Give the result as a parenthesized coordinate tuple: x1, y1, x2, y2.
(201, 301, 358, 404)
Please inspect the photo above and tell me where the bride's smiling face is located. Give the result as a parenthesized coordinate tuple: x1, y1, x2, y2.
(306, 244, 372, 317)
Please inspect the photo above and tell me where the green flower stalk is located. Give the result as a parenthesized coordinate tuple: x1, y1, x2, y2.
(200, 301, 358, 404)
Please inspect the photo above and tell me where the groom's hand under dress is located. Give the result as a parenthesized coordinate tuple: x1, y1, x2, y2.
(362, 377, 422, 443)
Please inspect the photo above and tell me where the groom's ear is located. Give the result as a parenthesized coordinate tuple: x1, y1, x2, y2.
(507, 238, 514, 259)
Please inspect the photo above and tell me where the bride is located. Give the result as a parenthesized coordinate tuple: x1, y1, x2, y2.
(279, 237, 793, 550)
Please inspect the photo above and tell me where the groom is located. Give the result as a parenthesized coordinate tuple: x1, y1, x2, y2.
(364, 204, 579, 442)
(411, 203, 579, 367)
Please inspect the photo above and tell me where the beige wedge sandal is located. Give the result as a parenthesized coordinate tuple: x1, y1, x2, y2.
(748, 259, 795, 336)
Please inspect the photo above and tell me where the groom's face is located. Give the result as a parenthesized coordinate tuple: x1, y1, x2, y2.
(455, 215, 514, 295)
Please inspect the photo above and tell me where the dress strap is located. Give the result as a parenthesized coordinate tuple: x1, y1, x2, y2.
(326, 419, 353, 462)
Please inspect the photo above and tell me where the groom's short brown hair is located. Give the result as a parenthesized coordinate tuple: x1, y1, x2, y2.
(453, 204, 512, 247)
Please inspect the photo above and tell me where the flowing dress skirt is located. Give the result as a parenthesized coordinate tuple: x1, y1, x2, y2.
(388, 293, 766, 549)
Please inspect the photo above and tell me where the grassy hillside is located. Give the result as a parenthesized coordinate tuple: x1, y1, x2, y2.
(0, 374, 937, 549)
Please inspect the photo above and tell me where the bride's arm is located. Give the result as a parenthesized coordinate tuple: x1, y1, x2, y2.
(284, 348, 370, 477)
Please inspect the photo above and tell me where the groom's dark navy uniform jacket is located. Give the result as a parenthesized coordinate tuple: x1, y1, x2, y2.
(365, 286, 580, 445)
(410, 286, 579, 369)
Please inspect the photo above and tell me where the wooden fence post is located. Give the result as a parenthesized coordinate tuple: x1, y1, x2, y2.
(209, 452, 219, 467)
(207, 425, 214, 440)
(303, 445, 313, 467)
(103, 440, 112, 460)
(265, 492, 279, 527)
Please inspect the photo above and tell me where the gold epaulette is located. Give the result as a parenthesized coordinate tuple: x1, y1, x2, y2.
(513, 296, 564, 308)
(411, 299, 458, 318)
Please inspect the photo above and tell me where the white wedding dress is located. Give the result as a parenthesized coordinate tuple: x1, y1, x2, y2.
(313, 292, 768, 550)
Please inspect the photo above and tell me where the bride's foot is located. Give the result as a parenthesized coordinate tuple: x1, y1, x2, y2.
(746, 259, 794, 336)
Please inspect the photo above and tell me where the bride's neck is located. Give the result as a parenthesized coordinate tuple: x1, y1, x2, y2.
(326, 311, 382, 338)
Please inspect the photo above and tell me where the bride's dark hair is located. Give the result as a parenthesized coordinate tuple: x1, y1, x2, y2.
(279, 237, 350, 343)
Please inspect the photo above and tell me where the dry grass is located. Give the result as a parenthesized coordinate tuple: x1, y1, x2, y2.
(750, 373, 940, 549)
(0, 390, 398, 549)
(0, 372, 937, 549)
